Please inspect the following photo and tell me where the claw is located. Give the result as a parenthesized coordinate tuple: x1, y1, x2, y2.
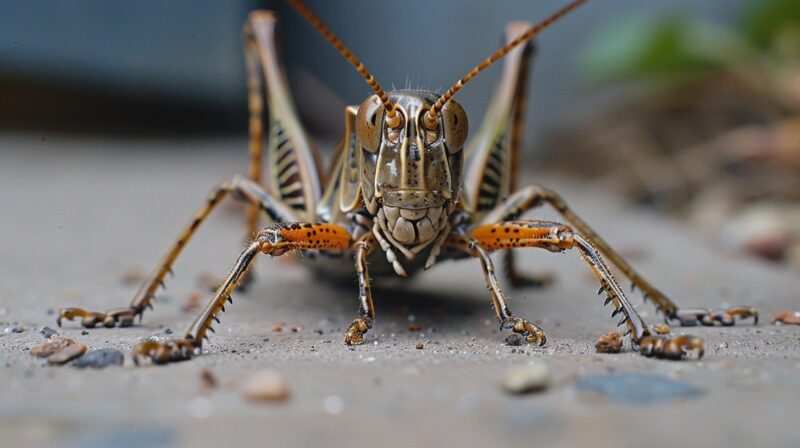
(639, 334, 704, 360)
(57, 307, 137, 329)
(502, 317, 547, 346)
(134, 337, 197, 365)
(344, 317, 372, 346)
(669, 306, 758, 327)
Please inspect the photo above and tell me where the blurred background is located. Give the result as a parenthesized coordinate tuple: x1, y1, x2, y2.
(1, 0, 798, 268)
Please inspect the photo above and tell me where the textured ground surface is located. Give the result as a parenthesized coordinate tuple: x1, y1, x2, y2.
(1, 135, 798, 448)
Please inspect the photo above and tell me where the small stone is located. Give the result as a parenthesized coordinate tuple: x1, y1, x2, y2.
(31, 336, 74, 357)
(197, 272, 221, 292)
(502, 362, 550, 394)
(40, 326, 58, 339)
(119, 266, 146, 285)
(505, 334, 523, 346)
(272, 323, 284, 333)
(771, 310, 800, 325)
(408, 322, 422, 332)
(47, 343, 87, 365)
(182, 291, 202, 312)
(72, 348, 125, 368)
(11, 327, 24, 333)
(575, 373, 700, 404)
(653, 324, 671, 335)
(594, 331, 623, 354)
(242, 369, 290, 402)
(81, 330, 90, 335)
(200, 368, 217, 389)
(415, 342, 424, 350)
(164, 328, 173, 334)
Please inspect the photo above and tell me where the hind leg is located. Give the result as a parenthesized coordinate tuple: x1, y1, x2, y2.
(478, 185, 758, 327)
(58, 176, 298, 329)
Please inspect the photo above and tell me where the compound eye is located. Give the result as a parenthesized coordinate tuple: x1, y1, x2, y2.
(356, 95, 384, 153)
(441, 100, 468, 153)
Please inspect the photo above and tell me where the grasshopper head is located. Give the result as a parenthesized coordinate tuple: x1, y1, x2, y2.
(356, 91, 467, 251)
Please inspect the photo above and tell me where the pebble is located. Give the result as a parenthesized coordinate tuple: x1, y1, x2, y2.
(505, 334, 523, 346)
(30, 336, 75, 357)
(408, 322, 422, 332)
(653, 324, 671, 334)
(242, 369, 290, 402)
(81, 330, 90, 335)
(119, 266, 146, 285)
(11, 326, 24, 333)
(415, 342, 424, 350)
(40, 326, 58, 339)
(575, 373, 700, 404)
(502, 361, 550, 394)
(594, 331, 623, 353)
(200, 368, 217, 389)
(72, 348, 125, 368)
(47, 343, 87, 365)
(771, 310, 800, 325)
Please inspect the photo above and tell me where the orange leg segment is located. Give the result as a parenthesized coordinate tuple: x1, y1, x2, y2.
(135, 222, 352, 365)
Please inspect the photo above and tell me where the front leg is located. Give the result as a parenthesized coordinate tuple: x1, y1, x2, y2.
(135, 223, 351, 365)
(445, 235, 546, 346)
(344, 234, 377, 345)
(479, 185, 758, 327)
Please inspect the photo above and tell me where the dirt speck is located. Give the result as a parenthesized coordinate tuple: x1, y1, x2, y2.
(182, 291, 202, 312)
(119, 266, 146, 285)
(200, 368, 217, 390)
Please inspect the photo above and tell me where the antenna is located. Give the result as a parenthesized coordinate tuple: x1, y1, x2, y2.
(424, 0, 588, 130)
(286, 0, 402, 128)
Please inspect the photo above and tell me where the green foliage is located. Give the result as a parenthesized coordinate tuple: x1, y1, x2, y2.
(579, 14, 740, 83)
(742, 0, 800, 49)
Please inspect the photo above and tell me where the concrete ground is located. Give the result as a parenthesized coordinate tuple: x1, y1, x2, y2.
(1, 135, 798, 448)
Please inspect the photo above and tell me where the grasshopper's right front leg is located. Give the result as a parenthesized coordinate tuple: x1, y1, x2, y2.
(58, 175, 298, 329)
(135, 223, 351, 365)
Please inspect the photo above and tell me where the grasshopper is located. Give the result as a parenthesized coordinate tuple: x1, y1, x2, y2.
(57, 0, 757, 364)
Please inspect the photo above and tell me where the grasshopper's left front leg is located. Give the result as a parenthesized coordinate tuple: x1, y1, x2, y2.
(461, 221, 705, 360)
(445, 235, 547, 346)
(134, 223, 351, 365)
(479, 186, 758, 328)
(344, 233, 377, 345)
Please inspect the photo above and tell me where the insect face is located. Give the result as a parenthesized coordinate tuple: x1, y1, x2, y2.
(356, 91, 467, 251)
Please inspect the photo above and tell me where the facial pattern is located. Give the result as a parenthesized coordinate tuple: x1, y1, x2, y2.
(356, 91, 468, 268)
